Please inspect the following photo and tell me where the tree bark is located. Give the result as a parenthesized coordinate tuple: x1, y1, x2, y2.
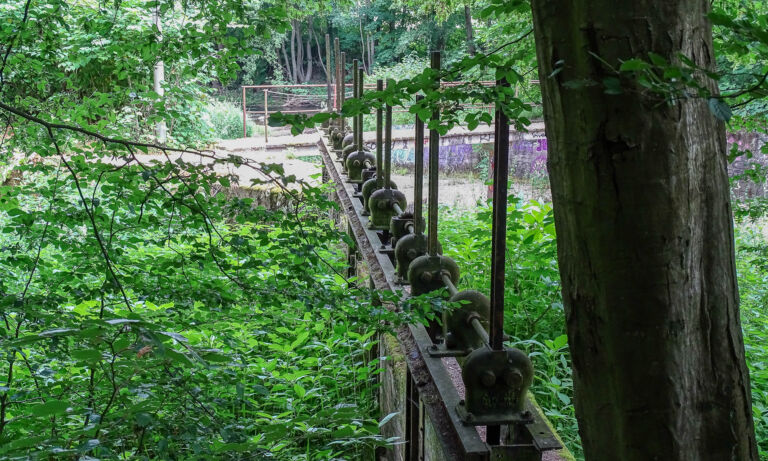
(463, 4, 475, 56)
(304, 18, 313, 82)
(280, 42, 293, 82)
(529, 0, 758, 460)
(289, 24, 298, 82)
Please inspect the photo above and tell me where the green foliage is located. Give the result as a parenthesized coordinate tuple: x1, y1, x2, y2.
(204, 100, 262, 140)
(735, 222, 768, 460)
(0, 163, 392, 459)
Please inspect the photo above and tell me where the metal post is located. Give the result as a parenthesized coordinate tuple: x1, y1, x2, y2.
(334, 38, 340, 114)
(352, 59, 359, 149)
(384, 87, 393, 190)
(427, 51, 441, 257)
(486, 77, 511, 447)
(263, 89, 269, 144)
(413, 94, 425, 235)
(340, 52, 346, 131)
(358, 68, 365, 152)
(242, 86, 247, 138)
(376, 80, 383, 189)
(326, 33, 332, 112)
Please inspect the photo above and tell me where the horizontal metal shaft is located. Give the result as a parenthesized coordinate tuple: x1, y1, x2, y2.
(470, 317, 490, 346)
(441, 272, 459, 298)
(393, 202, 403, 216)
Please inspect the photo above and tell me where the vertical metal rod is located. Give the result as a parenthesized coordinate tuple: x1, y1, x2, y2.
(486, 78, 510, 447)
(384, 101, 393, 190)
(352, 59, 359, 149)
(490, 78, 509, 351)
(325, 33, 332, 111)
(413, 94, 425, 236)
(334, 38, 341, 123)
(242, 86, 247, 138)
(263, 90, 268, 144)
(357, 68, 364, 152)
(376, 80, 384, 189)
(340, 52, 347, 130)
(427, 51, 441, 256)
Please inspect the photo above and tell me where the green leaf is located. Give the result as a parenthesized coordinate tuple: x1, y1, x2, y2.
(71, 349, 102, 362)
(30, 400, 69, 417)
(378, 411, 399, 428)
(293, 383, 306, 399)
(619, 59, 650, 72)
(647, 52, 668, 67)
(708, 98, 732, 122)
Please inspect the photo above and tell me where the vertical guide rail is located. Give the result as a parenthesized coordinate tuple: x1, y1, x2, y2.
(376, 80, 384, 189)
(340, 52, 347, 130)
(357, 68, 364, 153)
(384, 100, 392, 190)
(352, 59, 359, 149)
(263, 89, 269, 144)
(325, 33, 332, 111)
(413, 95, 425, 235)
(489, 77, 510, 351)
(334, 38, 341, 122)
(486, 78, 510, 447)
(427, 51, 441, 256)
(242, 86, 247, 138)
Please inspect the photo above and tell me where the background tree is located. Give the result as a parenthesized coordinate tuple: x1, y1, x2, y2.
(529, 0, 759, 459)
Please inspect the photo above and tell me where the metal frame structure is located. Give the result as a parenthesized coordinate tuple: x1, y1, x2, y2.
(316, 50, 561, 458)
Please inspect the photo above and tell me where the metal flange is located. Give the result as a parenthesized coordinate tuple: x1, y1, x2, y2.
(456, 346, 534, 426)
(361, 176, 397, 216)
(428, 290, 490, 358)
(368, 188, 407, 230)
(407, 254, 459, 296)
(346, 150, 376, 183)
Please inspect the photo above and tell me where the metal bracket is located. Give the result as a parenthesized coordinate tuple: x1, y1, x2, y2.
(490, 444, 541, 461)
(427, 343, 470, 358)
(455, 402, 533, 427)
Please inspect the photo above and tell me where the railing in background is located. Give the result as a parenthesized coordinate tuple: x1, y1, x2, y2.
(241, 80, 539, 141)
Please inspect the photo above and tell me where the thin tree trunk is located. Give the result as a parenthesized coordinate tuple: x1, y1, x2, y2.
(289, 24, 298, 82)
(280, 42, 292, 82)
(463, 4, 475, 56)
(313, 28, 327, 77)
(358, 10, 368, 74)
(367, 36, 374, 73)
(295, 20, 305, 82)
(304, 18, 313, 82)
(529, 0, 758, 460)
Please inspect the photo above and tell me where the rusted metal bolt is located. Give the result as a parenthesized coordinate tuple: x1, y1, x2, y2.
(505, 369, 523, 387)
(481, 370, 496, 387)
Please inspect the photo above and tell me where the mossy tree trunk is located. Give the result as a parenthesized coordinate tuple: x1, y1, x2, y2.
(529, 1, 759, 459)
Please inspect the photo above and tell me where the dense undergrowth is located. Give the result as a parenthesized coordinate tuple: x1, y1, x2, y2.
(0, 163, 389, 460)
(439, 199, 768, 460)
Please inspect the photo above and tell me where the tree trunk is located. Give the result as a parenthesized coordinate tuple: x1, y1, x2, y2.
(463, 4, 475, 56)
(529, 0, 758, 460)
(289, 24, 298, 82)
(280, 42, 293, 82)
(367, 36, 375, 74)
(303, 18, 313, 82)
(313, 28, 327, 78)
